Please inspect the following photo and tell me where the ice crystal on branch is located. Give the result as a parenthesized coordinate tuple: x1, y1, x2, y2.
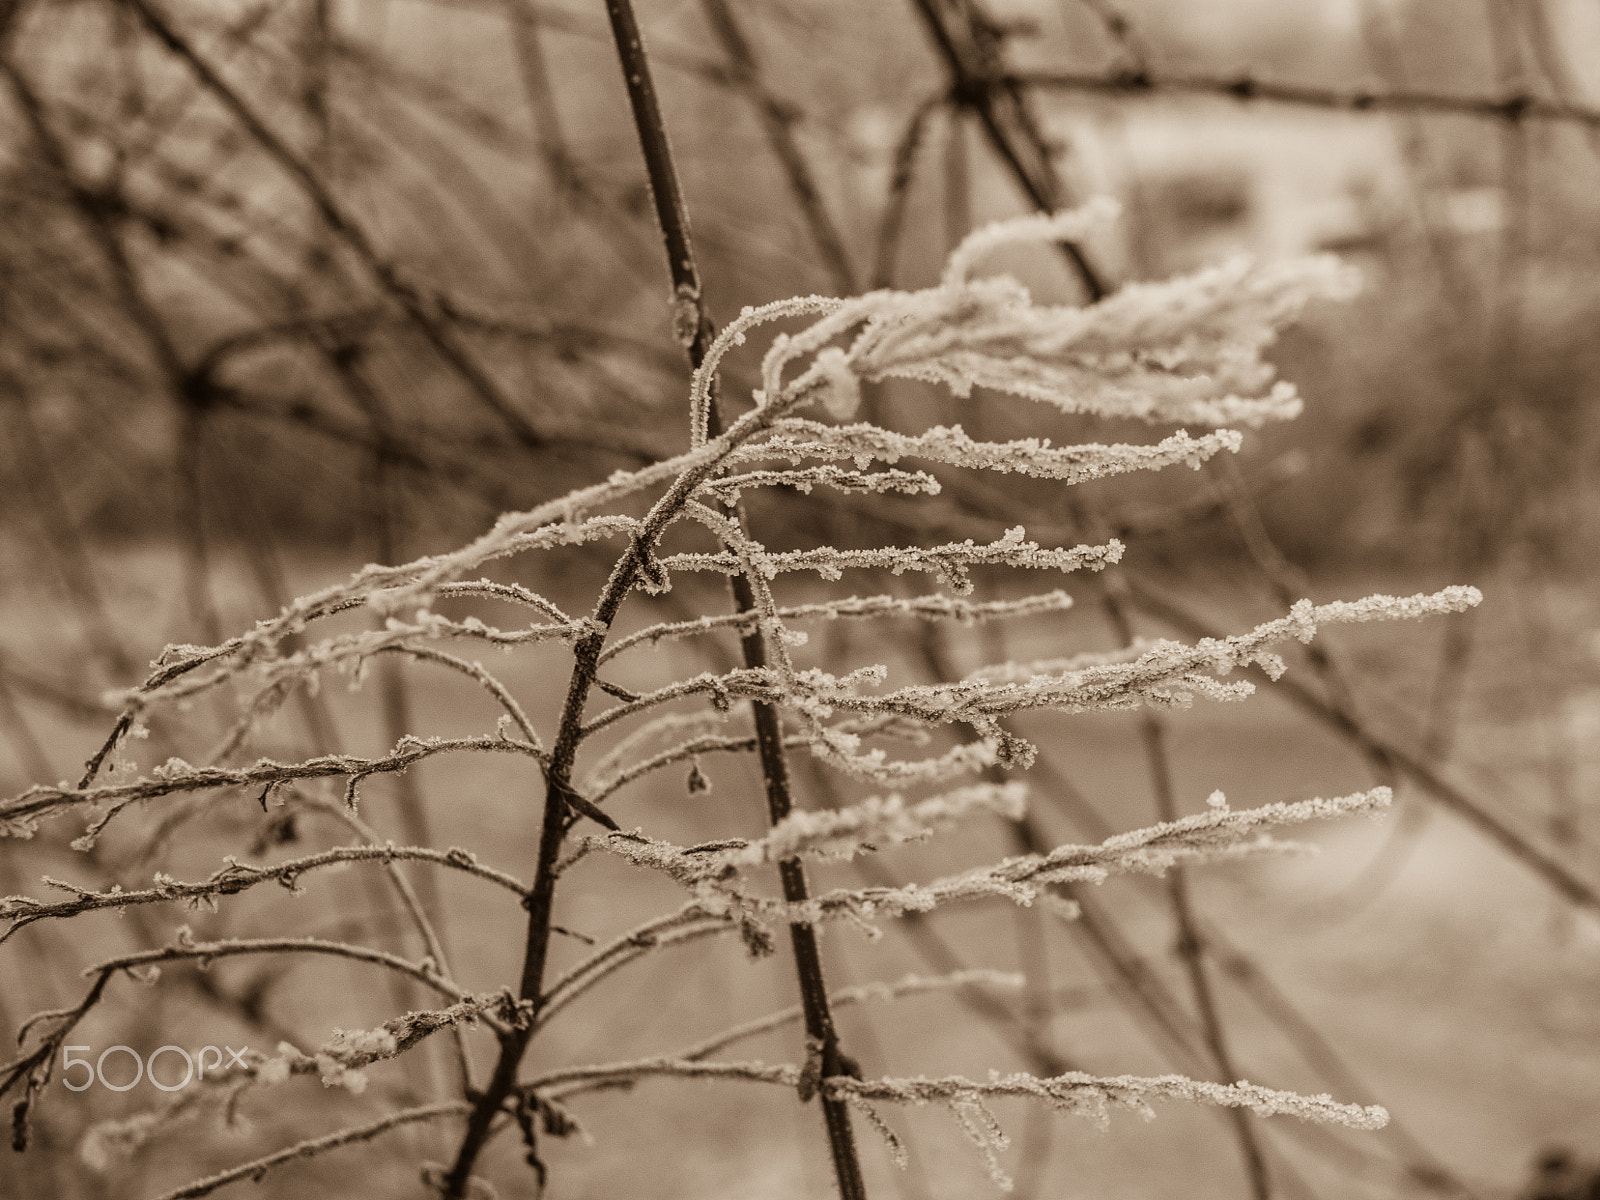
(0, 203, 1475, 1198)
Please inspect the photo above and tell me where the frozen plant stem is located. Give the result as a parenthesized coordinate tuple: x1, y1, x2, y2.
(1139, 713, 1272, 1200)
(1085, 499, 1272, 1199)
(443, 6, 871, 1196)
(601, 1, 869, 1196)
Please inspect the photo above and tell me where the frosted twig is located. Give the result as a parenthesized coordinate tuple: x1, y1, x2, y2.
(688, 294, 845, 448)
(577, 669, 782, 739)
(698, 464, 942, 503)
(1, 843, 529, 943)
(830, 1068, 1388, 1126)
(534, 920, 739, 1032)
(75, 997, 507, 1173)
(584, 782, 1028, 882)
(807, 735, 1004, 786)
(598, 591, 1074, 665)
(78, 992, 520, 1171)
(143, 1102, 474, 1200)
(86, 932, 500, 1020)
(435, 579, 574, 623)
(585, 788, 1389, 934)
(507, 1054, 1384, 1195)
(828, 1068, 1385, 1189)
(662, 970, 1027, 1066)
(578, 583, 1467, 790)
(380, 644, 543, 750)
(534, 905, 737, 1030)
(588, 734, 766, 803)
(1, 734, 543, 840)
(296, 798, 488, 1088)
(525, 1055, 799, 1092)
(581, 709, 747, 793)
(713, 217, 1361, 433)
(738, 421, 1243, 482)
(680, 501, 794, 676)
(771, 588, 1484, 733)
(533, 973, 1027, 1115)
(943, 200, 1123, 287)
(244, 992, 529, 1095)
(662, 527, 1123, 593)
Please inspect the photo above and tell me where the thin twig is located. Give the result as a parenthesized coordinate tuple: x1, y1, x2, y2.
(1014, 65, 1600, 129)
(1121, 574, 1600, 919)
(145, 1102, 475, 1200)
(591, 6, 870, 1199)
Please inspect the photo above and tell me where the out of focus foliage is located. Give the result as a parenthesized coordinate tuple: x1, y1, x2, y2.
(2, 0, 1598, 571)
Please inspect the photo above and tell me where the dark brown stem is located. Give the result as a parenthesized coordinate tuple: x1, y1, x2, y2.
(599, 3, 867, 1196)
(1138, 715, 1273, 1200)
(728, 573, 867, 1199)
(437, 327, 824, 1197)
(1014, 65, 1600, 129)
(1078, 525, 1272, 1198)
(600, 0, 714, 363)
(438, 539, 643, 1197)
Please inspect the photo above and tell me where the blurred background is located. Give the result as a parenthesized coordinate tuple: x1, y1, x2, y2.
(2, 0, 1599, 1197)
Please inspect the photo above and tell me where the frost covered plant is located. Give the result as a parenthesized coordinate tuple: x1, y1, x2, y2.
(0, 207, 1478, 1200)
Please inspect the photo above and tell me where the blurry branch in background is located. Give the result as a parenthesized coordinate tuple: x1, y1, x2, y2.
(698, 0, 857, 295)
(872, 92, 944, 290)
(122, 0, 551, 453)
(1014, 65, 1600, 129)
(910, 0, 1107, 299)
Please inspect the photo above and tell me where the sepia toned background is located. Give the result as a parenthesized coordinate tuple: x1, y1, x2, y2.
(1, 0, 1598, 1197)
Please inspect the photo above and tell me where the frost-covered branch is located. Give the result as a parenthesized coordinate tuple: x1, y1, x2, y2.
(143, 1102, 475, 1200)
(241, 992, 529, 1095)
(599, 591, 1074, 665)
(0, 734, 543, 841)
(791, 588, 1482, 732)
(581, 787, 1389, 936)
(739, 421, 1243, 483)
(696, 464, 943, 504)
(0, 843, 527, 943)
(830, 1068, 1385, 1189)
(87, 931, 493, 1013)
(74, 992, 523, 1175)
(657, 970, 1028, 1068)
(662, 526, 1122, 592)
(511, 1048, 1383, 1195)
(534, 907, 740, 1031)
